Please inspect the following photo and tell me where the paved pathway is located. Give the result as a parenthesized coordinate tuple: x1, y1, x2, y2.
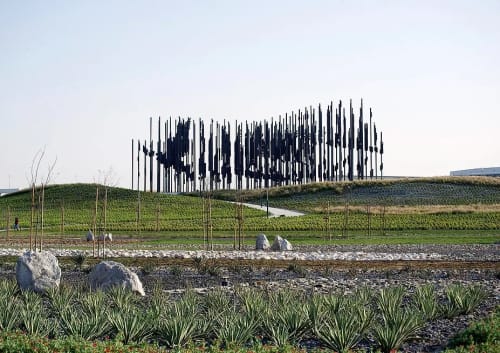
(234, 202, 305, 218)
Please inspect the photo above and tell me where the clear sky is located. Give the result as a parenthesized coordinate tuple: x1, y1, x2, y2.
(1, 0, 499, 189)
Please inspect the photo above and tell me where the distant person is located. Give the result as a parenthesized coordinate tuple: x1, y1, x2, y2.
(14, 217, 20, 231)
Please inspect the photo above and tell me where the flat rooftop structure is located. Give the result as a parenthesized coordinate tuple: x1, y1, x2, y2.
(450, 167, 500, 177)
(0, 188, 19, 196)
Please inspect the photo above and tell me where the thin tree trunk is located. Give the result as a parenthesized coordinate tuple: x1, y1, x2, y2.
(93, 187, 98, 257)
(6, 207, 10, 241)
(136, 190, 141, 237)
(30, 184, 35, 251)
(103, 188, 107, 258)
(60, 202, 65, 235)
(40, 184, 44, 251)
(156, 204, 160, 232)
(35, 194, 40, 251)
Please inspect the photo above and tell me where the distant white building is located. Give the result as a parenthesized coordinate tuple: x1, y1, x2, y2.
(450, 167, 500, 177)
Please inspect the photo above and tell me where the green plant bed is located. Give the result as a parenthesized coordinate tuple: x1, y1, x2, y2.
(0, 279, 492, 353)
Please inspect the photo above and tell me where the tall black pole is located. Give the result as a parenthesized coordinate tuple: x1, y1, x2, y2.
(157, 117, 161, 193)
(137, 139, 140, 191)
(149, 117, 153, 192)
(380, 131, 384, 179)
(143, 140, 147, 192)
(131, 139, 134, 190)
(369, 109, 373, 179)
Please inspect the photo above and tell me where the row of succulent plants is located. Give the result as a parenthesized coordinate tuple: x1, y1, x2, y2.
(0, 279, 488, 353)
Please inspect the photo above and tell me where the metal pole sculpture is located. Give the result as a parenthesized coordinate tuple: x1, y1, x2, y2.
(157, 117, 161, 193)
(134, 98, 386, 191)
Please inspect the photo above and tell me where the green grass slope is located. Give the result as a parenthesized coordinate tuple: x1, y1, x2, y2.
(0, 177, 499, 235)
(0, 183, 264, 233)
(209, 176, 500, 209)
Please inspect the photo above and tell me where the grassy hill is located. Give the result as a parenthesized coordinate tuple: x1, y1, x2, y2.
(0, 177, 499, 239)
(0, 183, 264, 233)
(209, 176, 500, 209)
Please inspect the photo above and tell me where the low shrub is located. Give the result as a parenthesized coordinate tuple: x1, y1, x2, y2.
(448, 307, 499, 348)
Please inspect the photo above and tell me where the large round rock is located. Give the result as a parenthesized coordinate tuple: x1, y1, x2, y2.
(16, 251, 61, 293)
(255, 233, 270, 250)
(90, 261, 145, 296)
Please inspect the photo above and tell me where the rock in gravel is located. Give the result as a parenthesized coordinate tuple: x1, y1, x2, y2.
(255, 233, 270, 250)
(89, 260, 145, 296)
(98, 233, 112, 241)
(16, 251, 61, 293)
(271, 235, 293, 251)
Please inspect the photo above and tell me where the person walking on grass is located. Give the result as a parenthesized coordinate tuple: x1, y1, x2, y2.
(14, 217, 19, 231)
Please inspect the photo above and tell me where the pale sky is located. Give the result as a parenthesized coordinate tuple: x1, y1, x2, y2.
(1, 0, 499, 189)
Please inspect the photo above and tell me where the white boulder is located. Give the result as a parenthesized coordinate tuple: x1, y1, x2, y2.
(271, 235, 293, 251)
(255, 233, 270, 250)
(89, 261, 145, 296)
(16, 251, 61, 293)
(98, 233, 112, 241)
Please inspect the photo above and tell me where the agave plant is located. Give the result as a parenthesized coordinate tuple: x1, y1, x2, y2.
(0, 295, 21, 331)
(107, 285, 141, 311)
(353, 285, 373, 307)
(315, 310, 364, 353)
(462, 285, 488, 314)
(80, 291, 108, 321)
(376, 286, 406, 320)
(20, 290, 53, 336)
(441, 283, 488, 318)
(58, 305, 110, 340)
(108, 307, 152, 344)
(263, 304, 309, 346)
(204, 288, 232, 321)
(215, 311, 258, 348)
(156, 314, 200, 348)
(0, 279, 18, 298)
(441, 284, 467, 318)
(353, 302, 374, 334)
(308, 294, 327, 334)
(237, 287, 268, 325)
(413, 284, 439, 321)
(50, 289, 107, 340)
(148, 284, 170, 318)
(267, 288, 303, 308)
(47, 284, 76, 315)
(372, 308, 423, 353)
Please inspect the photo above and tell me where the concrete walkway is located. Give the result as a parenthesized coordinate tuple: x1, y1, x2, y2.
(235, 202, 305, 218)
